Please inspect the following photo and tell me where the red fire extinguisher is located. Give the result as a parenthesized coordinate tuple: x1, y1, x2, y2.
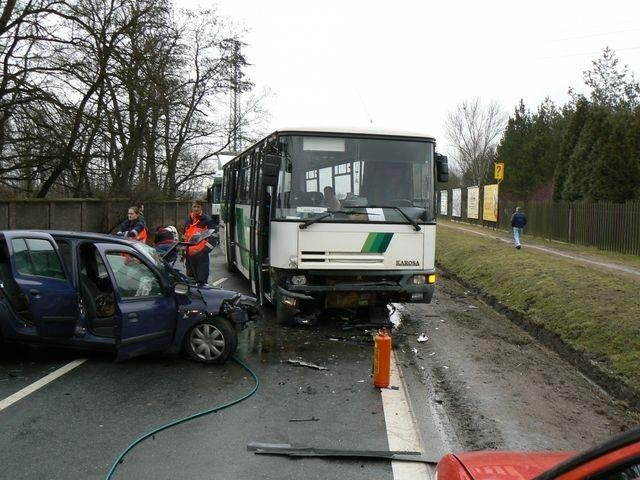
(373, 328, 392, 388)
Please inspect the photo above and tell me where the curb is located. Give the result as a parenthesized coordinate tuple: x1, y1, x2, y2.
(436, 262, 640, 412)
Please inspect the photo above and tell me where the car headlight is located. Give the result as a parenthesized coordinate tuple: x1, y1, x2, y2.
(290, 275, 307, 286)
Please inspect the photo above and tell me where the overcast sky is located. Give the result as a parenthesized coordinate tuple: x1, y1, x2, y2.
(181, 0, 640, 159)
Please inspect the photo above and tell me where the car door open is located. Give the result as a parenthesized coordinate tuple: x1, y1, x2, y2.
(4, 232, 79, 338)
(99, 245, 177, 361)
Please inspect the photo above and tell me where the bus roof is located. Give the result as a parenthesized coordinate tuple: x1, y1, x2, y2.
(273, 126, 435, 140)
(224, 126, 437, 163)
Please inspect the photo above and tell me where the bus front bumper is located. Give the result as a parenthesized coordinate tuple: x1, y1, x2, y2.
(276, 270, 436, 311)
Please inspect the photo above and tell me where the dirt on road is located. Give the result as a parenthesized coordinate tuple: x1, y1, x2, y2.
(396, 273, 639, 452)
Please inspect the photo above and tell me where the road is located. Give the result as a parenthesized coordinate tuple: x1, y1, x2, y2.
(0, 251, 636, 479)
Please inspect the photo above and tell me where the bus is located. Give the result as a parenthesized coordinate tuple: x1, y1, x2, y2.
(206, 171, 224, 224)
(220, 127, 448, 324)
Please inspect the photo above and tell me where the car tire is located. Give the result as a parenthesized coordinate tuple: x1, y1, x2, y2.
(184, 317, 237, 364)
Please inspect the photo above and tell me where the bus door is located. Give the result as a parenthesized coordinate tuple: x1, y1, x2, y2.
(253, 151, 272, 305)
(248, 151, 259, 295)
(224, 164, 238, 271)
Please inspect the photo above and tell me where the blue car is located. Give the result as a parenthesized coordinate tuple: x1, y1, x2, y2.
(0, 230, 256, 364)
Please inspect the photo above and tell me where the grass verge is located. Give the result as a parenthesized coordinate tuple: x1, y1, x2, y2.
(436, 226, 640, 408)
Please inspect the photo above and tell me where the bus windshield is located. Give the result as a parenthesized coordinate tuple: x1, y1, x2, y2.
(274, 135, 435, 223)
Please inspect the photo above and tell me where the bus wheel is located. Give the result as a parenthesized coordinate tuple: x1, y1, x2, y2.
(275, 293, 296, 325)
(226, 261, 238, 273)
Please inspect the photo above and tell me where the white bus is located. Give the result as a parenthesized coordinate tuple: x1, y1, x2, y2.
(220, 127, 448, 324)
(207, 171, 224, 224)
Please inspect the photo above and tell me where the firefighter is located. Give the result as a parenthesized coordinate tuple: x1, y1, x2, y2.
(182, 201, 216, 285)
(116, 206, 148, 243)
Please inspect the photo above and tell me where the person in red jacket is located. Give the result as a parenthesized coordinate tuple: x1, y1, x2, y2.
(182, 201, 215, 285)
(116, 206, 148, 243)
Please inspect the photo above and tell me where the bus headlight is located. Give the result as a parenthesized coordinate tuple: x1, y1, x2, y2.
(290, 275, 307, 286)
(428, 274, 436, 284)
(411, 275, 426, 285)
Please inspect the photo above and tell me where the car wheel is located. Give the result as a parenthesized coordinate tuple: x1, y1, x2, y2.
(184, 317, 237, 364)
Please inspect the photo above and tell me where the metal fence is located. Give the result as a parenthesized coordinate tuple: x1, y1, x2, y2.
(439, 189, 640, 256)
(0, 199, 197, 235)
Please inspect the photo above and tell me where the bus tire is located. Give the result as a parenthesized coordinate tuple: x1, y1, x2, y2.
(275, 292, 298, 325)
(225, 244, 238, 273)
(226, 260, 238, 273)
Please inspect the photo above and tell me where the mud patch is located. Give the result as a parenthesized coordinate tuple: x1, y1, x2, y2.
(438, 263, 640, 411)
(396, 274, 638, 451)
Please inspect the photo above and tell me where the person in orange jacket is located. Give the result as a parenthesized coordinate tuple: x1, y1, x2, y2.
(116, 206, 148, 243)
(182, 201, 216, 285)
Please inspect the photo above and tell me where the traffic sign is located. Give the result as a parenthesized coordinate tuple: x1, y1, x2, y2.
(494, 163, 505, 181)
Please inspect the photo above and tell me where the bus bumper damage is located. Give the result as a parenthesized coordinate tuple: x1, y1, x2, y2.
(274, 270, 436, 324)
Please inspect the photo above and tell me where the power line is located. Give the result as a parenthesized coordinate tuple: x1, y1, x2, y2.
(540, 28, 640, 44)
(536, 45, 640, 60)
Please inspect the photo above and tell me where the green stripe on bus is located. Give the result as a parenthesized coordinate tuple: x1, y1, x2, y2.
(361, 233, 393, 253)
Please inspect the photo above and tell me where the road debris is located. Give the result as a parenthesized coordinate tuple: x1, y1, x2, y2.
(287, 359, 328, 370)
(289, 417, 320, 422)
(417, 334, 429, 343)
(247, 442, 437, 464)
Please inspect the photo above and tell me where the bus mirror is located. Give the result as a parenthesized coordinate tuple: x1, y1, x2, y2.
(436, 153, 449, 183)
(262, 155, 281, 187)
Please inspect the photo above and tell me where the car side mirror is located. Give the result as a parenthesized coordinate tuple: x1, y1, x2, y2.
(436, 153, 449, 183)
(174, 283, 189, 295)
(262, 155, 281, 187)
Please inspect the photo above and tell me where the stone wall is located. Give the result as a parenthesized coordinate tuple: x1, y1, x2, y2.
(0, 199, 197, 234)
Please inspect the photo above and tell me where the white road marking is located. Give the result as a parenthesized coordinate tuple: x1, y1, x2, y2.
(381, 352, 435, 480)
(211, 277, 227, 286)
(0, 359, 87, 413)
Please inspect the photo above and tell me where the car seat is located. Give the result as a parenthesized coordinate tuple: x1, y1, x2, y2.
(79, 274, 98, 320)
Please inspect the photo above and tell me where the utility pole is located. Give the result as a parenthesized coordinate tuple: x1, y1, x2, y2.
(228, 38, 242, 154)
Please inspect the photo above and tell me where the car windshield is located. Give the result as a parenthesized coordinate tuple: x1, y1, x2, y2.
(135, 242, 187, 284)
(272, 135, 435, 223)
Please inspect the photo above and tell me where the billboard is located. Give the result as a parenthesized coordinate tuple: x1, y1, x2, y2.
(452, 189, 461, 217)
(467, 186, 479, 219)
(483, 184, 499, 222)
(439, 190, 448, 215)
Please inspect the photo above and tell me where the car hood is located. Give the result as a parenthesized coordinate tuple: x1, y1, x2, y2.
(187, 285, 256, 311)
(454, 451, 575, 480)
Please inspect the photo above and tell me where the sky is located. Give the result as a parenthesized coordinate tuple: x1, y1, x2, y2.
(180, 0, 640, 160)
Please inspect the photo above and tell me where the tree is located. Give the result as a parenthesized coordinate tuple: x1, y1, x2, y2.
(571, 46, 640, 109)
(0, 0, 268, 198)
(591, 109, 640, 201)
(445, 98, 506, 187)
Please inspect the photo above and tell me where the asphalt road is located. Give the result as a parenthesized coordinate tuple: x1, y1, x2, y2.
(0, 254, 400, 480)
(2, 250, 636, 480)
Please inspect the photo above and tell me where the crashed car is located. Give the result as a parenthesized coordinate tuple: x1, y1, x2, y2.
(437, 426, 640, 480)
(0, 230, 256, 363)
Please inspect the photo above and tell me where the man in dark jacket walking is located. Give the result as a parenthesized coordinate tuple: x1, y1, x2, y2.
(510, 206, 527, 249)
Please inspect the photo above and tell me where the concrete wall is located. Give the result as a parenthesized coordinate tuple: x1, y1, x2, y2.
(0, 200, 196, 234)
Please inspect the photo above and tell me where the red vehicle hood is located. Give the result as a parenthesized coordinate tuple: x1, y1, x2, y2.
(454, 451, 576, 480)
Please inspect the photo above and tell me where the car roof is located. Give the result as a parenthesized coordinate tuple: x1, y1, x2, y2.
(0, 230, 139, 247)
